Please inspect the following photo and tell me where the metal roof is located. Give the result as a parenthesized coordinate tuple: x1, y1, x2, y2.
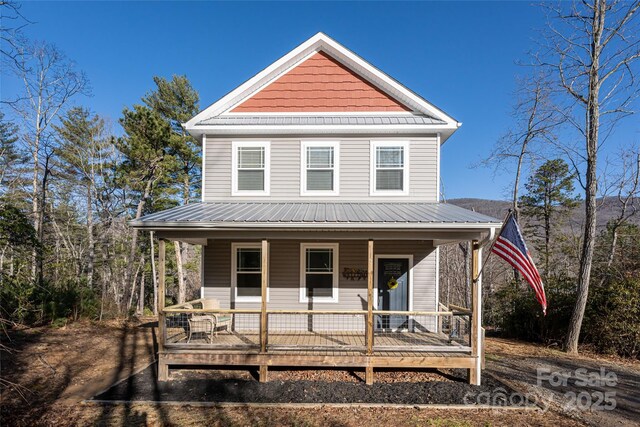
(194, 114, 446, 127)
(130, 202, 502, 229)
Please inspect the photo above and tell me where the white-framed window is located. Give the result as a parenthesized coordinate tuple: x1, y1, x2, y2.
(300, 141, 339, 195)
(299, 243, 339, 303)
(231, 243, 269, 302)
(370, 141, 409, 195)
(232, 141, 270, 196)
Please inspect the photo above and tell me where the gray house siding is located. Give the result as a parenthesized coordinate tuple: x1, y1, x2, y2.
(202, 239, 438, 331)
(203, 137, 438, 202)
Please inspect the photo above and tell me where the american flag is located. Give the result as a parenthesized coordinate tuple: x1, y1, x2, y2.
(492, 213, 547, 315)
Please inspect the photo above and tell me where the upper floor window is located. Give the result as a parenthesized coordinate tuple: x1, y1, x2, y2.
(232, 141, 270, 196)
(301, 141, 339, 195)
(370, 141, 409, 195)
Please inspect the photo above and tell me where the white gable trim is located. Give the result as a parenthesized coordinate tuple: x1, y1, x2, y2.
(185, 33, 460, 130)
(223, 111, 419, 116)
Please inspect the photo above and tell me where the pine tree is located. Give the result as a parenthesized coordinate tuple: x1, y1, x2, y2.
(0, 112, 25, 197)
(116, 104, 174, 314)
(143, 75, 200, 304)
(520, 159, 579, 279)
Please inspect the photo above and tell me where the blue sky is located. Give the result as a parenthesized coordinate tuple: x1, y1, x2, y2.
(4, 1, 638, 200)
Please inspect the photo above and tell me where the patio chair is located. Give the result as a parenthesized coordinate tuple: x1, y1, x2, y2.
(184, 303, 214, 343)
(184, 299, 232, 343)
(201, 298, 232, 334)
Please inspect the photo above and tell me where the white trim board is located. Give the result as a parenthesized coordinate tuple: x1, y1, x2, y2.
(436, 133, 441, 202)
(201, 134, 207, 202)
(189, 124, 457, 137)
(434, 246, 440, 332)
(200, 244, 206, 299)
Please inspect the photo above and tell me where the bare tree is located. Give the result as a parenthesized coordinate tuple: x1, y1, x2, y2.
(55, 108, 111, 288)
(537, 0, 640, 353)
(481, 73, 559, 220)
(601, 148, 640, 272)
(4, 40, 89, 281)
(0, 1, 30, 66)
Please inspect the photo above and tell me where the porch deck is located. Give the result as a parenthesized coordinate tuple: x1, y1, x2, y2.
(154, 239, 486, 384)
(159, 301, 478, 382)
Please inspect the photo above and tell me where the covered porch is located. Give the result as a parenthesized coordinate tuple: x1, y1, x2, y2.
(131, 202, 501, 385)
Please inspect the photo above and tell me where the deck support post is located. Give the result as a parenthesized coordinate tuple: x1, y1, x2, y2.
(469, 239, 482, 386)
(259, 365, 269, 382)
(158, 239, 168, 381)
(260, 239, 268, 354)
(366, 239, 374, 356)
(365, 366, 374, 385)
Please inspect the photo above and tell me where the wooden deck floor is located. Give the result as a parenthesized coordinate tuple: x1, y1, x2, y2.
(160, 330, 475, 383)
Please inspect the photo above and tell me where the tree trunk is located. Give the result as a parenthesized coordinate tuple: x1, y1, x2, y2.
(175, 241, 185, 304)
(124, 177, 154, 313)
(128, 257, 144, 314)
(544, 207, 551, 280)
(31, 133, 40, 282)
(86, 185, 94, 288)
(138, 256, 146, 315)
(174, 168, 191, 305)
(35, 152, 52, 284)
(565, 0, 604, 354)
(150, 231, 158, 315)
(458, 242, 471, 308)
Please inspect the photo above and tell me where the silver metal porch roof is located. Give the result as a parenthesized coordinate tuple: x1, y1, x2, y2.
(194, 114, 446, 127)
(130, 202, 502, 230)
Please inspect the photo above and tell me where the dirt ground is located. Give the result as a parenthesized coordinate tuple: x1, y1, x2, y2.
(1, 319, 638, 426)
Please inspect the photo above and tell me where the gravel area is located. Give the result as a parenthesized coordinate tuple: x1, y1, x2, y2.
(94, 364, 530, 407)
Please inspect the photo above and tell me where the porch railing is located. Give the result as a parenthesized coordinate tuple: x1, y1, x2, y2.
(161, 299, 471, 353)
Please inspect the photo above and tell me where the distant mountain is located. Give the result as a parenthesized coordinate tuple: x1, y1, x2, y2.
(446, 198, 510, 221)
(447, 197, 639, 229)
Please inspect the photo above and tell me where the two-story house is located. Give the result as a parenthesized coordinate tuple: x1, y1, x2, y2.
(132, 33, 502, 386)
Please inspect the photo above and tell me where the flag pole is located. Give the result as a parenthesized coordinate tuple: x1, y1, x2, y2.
(474, 208, 513, 281)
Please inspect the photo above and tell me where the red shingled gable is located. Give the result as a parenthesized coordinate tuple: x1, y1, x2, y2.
(231, 51, 411, 112)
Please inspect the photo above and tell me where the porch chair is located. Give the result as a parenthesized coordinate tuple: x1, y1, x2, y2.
(201, 298, 232, 334)
(184, 299, 232, 343)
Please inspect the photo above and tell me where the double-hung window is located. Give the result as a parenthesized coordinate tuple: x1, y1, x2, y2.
(299, 243, 339, 303)
(370, 141, 409, 195)
(232, 141, 270, 195)
(232, 243, 267, 302)
(301, 141, 339, 195)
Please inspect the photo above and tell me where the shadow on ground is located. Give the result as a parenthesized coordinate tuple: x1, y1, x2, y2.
(487, 344, 640, 427)
(0, 319, 159, 427)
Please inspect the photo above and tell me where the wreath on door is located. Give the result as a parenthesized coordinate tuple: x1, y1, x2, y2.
(387, 276, 399, 290)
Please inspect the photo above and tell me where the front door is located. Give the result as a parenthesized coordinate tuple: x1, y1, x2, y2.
(377, 257, 409, 330)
